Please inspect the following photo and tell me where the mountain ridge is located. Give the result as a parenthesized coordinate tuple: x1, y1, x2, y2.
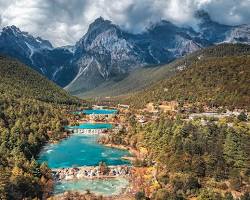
(0, 11, 250, 97)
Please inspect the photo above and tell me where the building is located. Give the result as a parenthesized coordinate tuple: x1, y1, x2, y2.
(145, 103, 156, 112)
(92, 105, 105, 109)
(188, 111, 240, 120)
(159, 101, 178, 112)
(118, 104, 130, 109)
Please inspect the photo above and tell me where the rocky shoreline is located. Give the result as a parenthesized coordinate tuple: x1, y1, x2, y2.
(52, 165, 131, 181)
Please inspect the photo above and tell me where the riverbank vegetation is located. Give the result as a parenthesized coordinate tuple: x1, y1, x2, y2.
(100, 113, 250, 199)
(0, 56, 81, 199)
(51, 190, 134, 200)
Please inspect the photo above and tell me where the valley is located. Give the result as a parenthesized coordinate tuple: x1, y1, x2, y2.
(0, 4, 250, 200)
(0, 39, 250, 200)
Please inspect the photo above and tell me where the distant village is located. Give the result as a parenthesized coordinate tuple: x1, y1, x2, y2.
(65, 100, 248, 141)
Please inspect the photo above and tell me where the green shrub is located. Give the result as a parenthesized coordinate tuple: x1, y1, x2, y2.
(157, 173, 169, 185)
(240, 192, 250, 200)
(224, 192, 234, 200)
(184, 176, 201, 191)
(153, 189, 169, 200)
(237, 112, 248, 122)
(135, 191, 147, 200)
(197, 189, 223, 200)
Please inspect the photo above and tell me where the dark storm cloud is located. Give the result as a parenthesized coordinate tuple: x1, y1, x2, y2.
(200, 0, 250, 25)
(0, 0, 250, 46)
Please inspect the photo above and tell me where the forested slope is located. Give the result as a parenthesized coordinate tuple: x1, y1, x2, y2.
(0, 56, 78, 104)
(129, 44, 250, 110)
(100, 115, 250, 199)
(0, 56, 79, 199)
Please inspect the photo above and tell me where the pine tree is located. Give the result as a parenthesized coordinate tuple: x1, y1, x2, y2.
(223, 131, 247, 170)
(0, 167, 9, 200)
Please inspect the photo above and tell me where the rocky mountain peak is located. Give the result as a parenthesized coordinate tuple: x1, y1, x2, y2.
(1, 25, 29, 39)
(85, 17, 115, 36)
(1, 25, 53, 50)
(2, 25, 22, 34)
(76, 17, 122, 53)
(91, 17, 109, 25)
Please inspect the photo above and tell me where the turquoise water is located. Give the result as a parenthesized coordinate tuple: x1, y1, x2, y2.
(65, 123, 113, 129)
(75, 109, 117, 115)
(54, 178, 129, 196)
(38, 134, 130, 168)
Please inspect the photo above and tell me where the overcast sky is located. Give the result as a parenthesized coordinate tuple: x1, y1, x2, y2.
(0, 0, 250, 47)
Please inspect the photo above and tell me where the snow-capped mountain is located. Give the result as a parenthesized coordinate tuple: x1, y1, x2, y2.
(65, 17, 203, 93)
(65, 17, 147, 93)
(0, 11, 250, 95)
(195, 10, 250, 45)
(0, 25, 74, 84)
(224, 25, 250, 44)
(0, 26, 53, 73)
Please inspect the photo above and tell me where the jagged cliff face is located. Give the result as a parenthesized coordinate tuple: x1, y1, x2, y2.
(195, 10, 250, 45)
(0, 26, 53, 73)
(0, 25, 74, 82)
(225, 25, 250, 44)
(0, 11, 250, 95)
(195, 10, 233, 43)
(65, 18, 203, 93)
(65, 18, 146, 93)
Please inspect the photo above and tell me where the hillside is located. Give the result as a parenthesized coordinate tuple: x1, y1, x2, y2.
(79, 43, 250, 98)
(76, 64, 176, 98)
(0, 56, 79, 199)
(0, 56, 78, 104)
(129, 44, 250, 109)
(100, 114, 250, 200)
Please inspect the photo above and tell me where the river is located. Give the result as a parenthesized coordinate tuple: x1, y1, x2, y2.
(38, 133, 131, 195)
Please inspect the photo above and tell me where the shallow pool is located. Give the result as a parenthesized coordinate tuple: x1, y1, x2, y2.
(75, 109, 118, 115)
(54, 178, 129, 196)
(38, 134, 130, 169)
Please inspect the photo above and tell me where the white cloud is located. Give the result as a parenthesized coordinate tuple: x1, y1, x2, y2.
(0, 0, 250, 47)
